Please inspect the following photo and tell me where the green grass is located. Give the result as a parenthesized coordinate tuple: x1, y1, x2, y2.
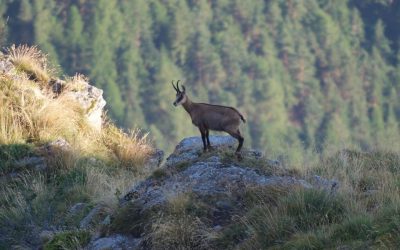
(108, 202, 155, 237)
(151, 168, 168, 180)
(43, 230, 90, 250)
(0, 143, 35, 174)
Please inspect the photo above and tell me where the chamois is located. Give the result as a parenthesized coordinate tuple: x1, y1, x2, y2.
(172, 80, 246, 157)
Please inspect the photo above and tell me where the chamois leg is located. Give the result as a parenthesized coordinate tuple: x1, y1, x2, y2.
(199, 128, 207, 152)
(227, 129, 244, 160)
(205, 129, 212, 149)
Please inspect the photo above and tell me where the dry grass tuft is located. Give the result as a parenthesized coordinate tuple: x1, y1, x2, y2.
(6, 44, 53, 84)
(148, 193, 217, 250)
(85, 166, 140, 207)
(102, 123, 154, 171)
(64, 74, 89, 92)
(0, 74, 88, 144)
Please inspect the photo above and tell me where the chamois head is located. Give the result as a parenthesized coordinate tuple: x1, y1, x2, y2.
(172, 80, 187, 106)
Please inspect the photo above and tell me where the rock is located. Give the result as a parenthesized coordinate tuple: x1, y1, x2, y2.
(69, 203, 87, 215)
(39, 230, 54, 244)
(87, 235, 141, 250)
(64, 82, 106, 131)
(144, 149, 164, 171)
(0, 58, 15, 74)
(175, 136, 237, 153)
(14, 156, 47, 171)
(246, 149, 263, 159)
(165, 136, 237, 167)
(41, 139, 71, 155)
(102, 215, 111, 226)
(50, 78, 65, 95)
(0, 55, 106, 131)
(310, 175, 339, 194)
(213, 225, 223, 232)
(123, 137, 311, 210)
(80, 204, 111, 229)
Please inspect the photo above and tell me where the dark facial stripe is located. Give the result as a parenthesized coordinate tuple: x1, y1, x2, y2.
(176, 94, 184, 103)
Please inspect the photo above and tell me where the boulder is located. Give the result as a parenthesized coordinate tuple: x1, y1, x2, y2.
(68, 203, 87, 215)
(165, 136, 237, 167)
(63, 83, 106, 131)
(143, 149, 164, 172)
(80, 204, 111, 229)
(87, 235, 141, 250)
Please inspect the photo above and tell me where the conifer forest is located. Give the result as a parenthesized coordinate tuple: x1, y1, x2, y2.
(1, 0, 399, 153)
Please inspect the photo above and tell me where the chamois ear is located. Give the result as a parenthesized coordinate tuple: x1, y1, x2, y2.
(181, 84, 186, 92)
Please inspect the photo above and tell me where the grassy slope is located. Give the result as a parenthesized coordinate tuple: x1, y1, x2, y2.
(107, 147, 400, 250)
(0, 45, 154, 249)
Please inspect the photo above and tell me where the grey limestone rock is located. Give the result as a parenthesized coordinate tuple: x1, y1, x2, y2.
(123, 136, 309, 211)
(63, 83, 106, 131)
(87, 235, 141, 250)
(144, 149, 164, 172)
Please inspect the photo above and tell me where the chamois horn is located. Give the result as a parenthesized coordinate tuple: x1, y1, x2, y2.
(172, 80, 179, 92)
(176, 80, 181, 92)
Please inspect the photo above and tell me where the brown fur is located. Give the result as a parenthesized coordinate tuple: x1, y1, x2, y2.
(174, 89, 245, 154)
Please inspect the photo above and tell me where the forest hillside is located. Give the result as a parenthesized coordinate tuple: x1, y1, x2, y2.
(1, 0, 399, 153)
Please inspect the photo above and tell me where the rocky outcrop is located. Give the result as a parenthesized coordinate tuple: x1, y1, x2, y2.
(87, 136, 341, 249)
(0, 56, 106, 131)
(62, 82, 106, 131)
(122, 136, 311, 210)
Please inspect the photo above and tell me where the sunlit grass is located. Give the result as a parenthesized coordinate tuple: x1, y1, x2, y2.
(7, 44, 53, 84)
(0, 45, 155, 248)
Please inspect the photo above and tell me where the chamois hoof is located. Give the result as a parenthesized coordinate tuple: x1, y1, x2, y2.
(235, 152, 243, 161)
